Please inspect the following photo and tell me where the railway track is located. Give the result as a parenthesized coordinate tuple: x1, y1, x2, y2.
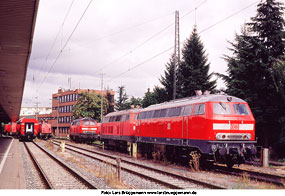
(51, 140, 224, 189)
(212, 164, 285, 187)
(23, 141, 97, 189)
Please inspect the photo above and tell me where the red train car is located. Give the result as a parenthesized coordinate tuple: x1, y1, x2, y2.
(17, 116, 39, 141)
(70, 117, 99, 143)
(38, 121, 52, 139)
(4, 123, 17, 136)
(100, 94, 256, 167)
(101, 108, 141, 151)
(136, 94, 256, 167)
(4, 124, 10, 135)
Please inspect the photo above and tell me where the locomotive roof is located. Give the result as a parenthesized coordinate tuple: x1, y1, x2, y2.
(72, 117, 96, 122)
(105, 108, 142, 117)
(142, 94, 246, 111)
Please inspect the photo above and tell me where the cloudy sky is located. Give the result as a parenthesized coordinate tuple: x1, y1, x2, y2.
(22, 0, 261, 107)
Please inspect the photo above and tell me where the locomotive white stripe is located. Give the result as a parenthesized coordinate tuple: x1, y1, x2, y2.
(213, 123, 254, 130)
(239, 124, 254, 130)
(213, 123, 231, 130)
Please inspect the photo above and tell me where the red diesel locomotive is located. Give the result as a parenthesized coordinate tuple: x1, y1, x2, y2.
(4, 124, 11, 136)
(101, 94, 257, 167)
(17, 116, 39, 141)
(101, 108, 141, 151)
(70, 117, 100, 143)
(38, 121, 52, 139)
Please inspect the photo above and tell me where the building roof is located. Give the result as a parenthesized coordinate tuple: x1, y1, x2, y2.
(0, 0, 39, 122)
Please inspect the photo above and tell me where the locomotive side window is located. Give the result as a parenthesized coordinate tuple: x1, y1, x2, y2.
(115, 115, 121, 122)
(138, 112, 147, 120)
(146, 111, 154, 119)
(121, 115, 126, 122)
(126, 114, 130, 121)
(174, 107, 182, 116)
(168, 107, 176, 117)
(213, 103, 232, 115)
(103, 117, 109, 123)
(194, 104, 205, 115)
(153, 110, 161, 118)
(110, 116, 115, 122)
(160, 109, 168, 117)
(234, 104, 250, 115)
(182, 105, 193, 116)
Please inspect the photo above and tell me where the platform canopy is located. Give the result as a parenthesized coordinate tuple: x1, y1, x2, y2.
(0, 0, 39, 123)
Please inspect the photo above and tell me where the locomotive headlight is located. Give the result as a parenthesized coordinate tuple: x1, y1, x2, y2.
(247, 134, 251, 140)
(216, 133, 226, 140)
(242, 134, 251, 140)
(216, 134, 222, 140)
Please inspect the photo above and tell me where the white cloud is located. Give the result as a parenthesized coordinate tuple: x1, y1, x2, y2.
(22, 0, 259, 107)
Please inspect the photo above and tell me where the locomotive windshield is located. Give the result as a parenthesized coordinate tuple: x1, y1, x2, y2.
(82, 120, 96, 125)
(234, 104, 250, 115)
(213, 103, 232, 115)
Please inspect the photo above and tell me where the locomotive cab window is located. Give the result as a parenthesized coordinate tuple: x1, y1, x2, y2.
(83, 120, 90, 125)
(234, 104, 250, 115)
(194, 104, 205, 115)
(89, 121, 96, 125)
(213, 103, 232, 115)
(182, 105, 193, 116)
(126, 114, 130, 121)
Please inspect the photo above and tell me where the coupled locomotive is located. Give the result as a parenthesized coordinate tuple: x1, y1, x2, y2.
(3, 122, 17, 136)
(101, 108, 141, 151)
(101, 94, 257, 167)
(70, 117, 100, 143)
(38, 121, 52, 139)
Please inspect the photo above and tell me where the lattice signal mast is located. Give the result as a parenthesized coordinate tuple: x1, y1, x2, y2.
(173, 10, 180, 100)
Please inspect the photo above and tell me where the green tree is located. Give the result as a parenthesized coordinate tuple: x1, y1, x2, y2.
(72, 92, 108, 122)
(115, 86, 130, 111)
(141, 88, 157, 108)
(222, 0, 285, 148)
(129, 96, 142, 108)
(159, 54, 176, 101)
(106, 89, 115, 113)
(177, 26, 216, 98)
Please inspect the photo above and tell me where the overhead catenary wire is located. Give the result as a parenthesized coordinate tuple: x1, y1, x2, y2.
(36, 0, 94, 92)
(35, 0, 75, 80)
(96, 0, 208, 74)
(102, 0, 259, 86)
(199, 0, 259, 34)
(30, 0, 75, 105)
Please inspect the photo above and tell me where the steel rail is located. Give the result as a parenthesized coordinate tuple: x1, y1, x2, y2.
(31, 141, 97, 189)
(23, 142, 53, 189)
(213, 165, 285, 187)
(52, 140, 224, 189)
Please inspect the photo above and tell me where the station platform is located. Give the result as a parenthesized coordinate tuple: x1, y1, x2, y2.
(0, 136, 26, 189)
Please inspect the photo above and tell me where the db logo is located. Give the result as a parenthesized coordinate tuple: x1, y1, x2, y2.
(231, 124, 239, 130)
